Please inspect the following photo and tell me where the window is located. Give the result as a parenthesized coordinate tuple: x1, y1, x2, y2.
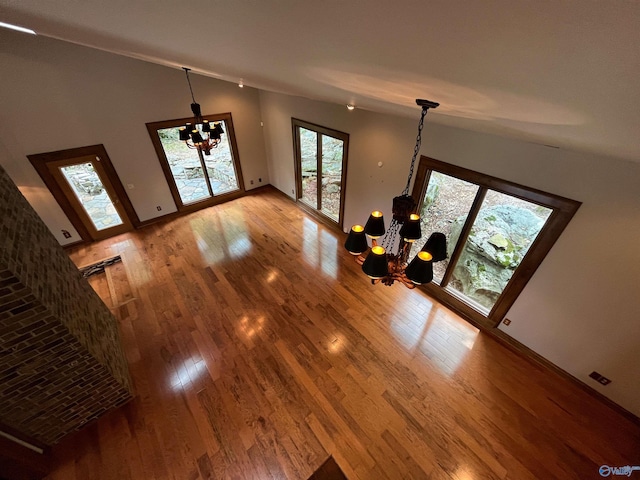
(292, 119, 349, 229)
(146, 113, 244, 212)
(411, 157, 581, 328)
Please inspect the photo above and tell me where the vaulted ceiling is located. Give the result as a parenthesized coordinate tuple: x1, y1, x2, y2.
(1, 0, 639, 162)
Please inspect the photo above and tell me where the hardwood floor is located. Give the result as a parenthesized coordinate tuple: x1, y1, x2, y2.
(47, 188, 639, 479)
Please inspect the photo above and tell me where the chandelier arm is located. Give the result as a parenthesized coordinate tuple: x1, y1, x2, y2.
(398, 275, 417, 289)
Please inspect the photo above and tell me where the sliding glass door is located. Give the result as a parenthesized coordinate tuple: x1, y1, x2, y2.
(447, 189, 552, 311)
(293, 119, 349, 228)
(411, 157, 580, 327)
(146, 113, 244, 212)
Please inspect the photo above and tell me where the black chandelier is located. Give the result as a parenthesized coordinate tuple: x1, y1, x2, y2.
(344, 99, 447, 288)
(178, 67, 225, 156)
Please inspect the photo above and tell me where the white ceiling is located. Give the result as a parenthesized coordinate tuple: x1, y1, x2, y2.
(1, 0, 639, 162)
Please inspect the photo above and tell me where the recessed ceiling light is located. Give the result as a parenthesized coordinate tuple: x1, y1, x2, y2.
(238, 79, 244, 88)
(346, 104, 355, 111)
(0, 22, 36, 35)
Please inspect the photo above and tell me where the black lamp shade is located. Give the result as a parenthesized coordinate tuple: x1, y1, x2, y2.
(364, 211, 385, 238)
(179, 127, 190, 141)
(191, 130, 204, 144)
(399, 213, 422, 242)
(211, 123, 224, 140)
(405, 251, 434, 284)
(362, 246, 388, 279)
(422, 232, 447, 262)
(345, 225, 369, 255)
(202, 120, 211, 132)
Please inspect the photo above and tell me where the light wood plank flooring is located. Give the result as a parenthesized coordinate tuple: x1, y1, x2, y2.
(48, 188, 639, 479)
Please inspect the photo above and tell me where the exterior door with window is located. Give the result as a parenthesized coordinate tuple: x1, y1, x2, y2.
(292, 119, 349, 229)
(29, 145, 137, 242)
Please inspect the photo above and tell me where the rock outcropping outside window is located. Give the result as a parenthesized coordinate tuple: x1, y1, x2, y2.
(449, 205, 546, 309)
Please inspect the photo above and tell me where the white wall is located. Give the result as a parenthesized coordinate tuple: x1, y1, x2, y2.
(0, 29, 268, 244)
(259, 90, 640, 417)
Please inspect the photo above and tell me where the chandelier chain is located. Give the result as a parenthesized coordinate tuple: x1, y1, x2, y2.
(346, 98, 443, 288)
(183, 68, 197, 104)
(381, 220, 400, 252)
(402, 106, 428, 196)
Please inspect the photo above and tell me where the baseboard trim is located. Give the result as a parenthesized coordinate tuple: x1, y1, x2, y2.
(266, 186, 346, 237)
(137, 209, 182, 228)
(62, 239, 86, 250)
(487, 327, 640, 426)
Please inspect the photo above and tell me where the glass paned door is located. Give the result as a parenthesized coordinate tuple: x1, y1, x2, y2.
(299, 127, 318, 208)
(158, 126, 211, 204)
(321, 135, 344, 222)
(202, 129, 241, 195)
(147, 113, 245, 212)
(45, 154, 134, 241)
(411, 156, 580, 327)
(293, 119, 349, 229)
(59, 163, 124, 231)
(415, 172, 554, 314)
(447, 190, 552, 312)
(156, 120, 240, 205)
(410, 172, 479, 284)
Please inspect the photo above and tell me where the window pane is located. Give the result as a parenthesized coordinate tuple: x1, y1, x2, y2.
(158, 127, 211, 204)
(410, 172, 479, 283)
(320, 135, 343, 222)
(299, 127, 318, 208)
(448, 190, 553, 312)
(203, 121, 240, 195)
(60, 163, 123, 231)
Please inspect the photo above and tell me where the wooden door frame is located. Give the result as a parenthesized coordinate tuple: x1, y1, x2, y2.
(145, 112, 246, 214)
(411, 156, 581, 329)
(28, 145, 140, 242)
(291, 118, 349, 230)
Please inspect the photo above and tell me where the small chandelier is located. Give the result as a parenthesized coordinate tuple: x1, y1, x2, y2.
(178, 67, 225, 156)
(344, 99, 447, 288)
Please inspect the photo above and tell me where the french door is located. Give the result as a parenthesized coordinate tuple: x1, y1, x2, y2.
(411, 156, 581, 327)
(146, 113, 244, 213)
(29, 145, 137, 242)
(292, 119, 349, 229)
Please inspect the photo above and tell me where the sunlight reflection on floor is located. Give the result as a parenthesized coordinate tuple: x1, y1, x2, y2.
(302, 218, 338, 279)
(391, 304, 479, 376)
(190, 212, 252, 265)
(327, 333, 347, 354)
(170, 358, 207, 391)
(238, 315, 265, 340)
